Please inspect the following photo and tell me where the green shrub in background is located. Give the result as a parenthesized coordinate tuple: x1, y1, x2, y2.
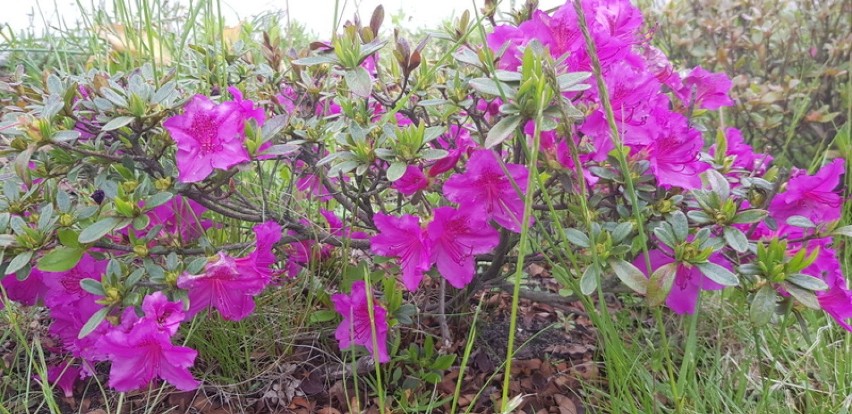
(642, 0, 850, 166)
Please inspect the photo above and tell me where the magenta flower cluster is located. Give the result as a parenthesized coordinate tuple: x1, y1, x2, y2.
(2, 0, 849, 399)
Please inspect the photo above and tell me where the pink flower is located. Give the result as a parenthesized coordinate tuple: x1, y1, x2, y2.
(100, 319, 198, 391)
(42, 253, 106, 308)
(332, 281, 389, 363)
(227, 86, 265, 126)
(711, 128, 773, 173)
(817, 281, 852, 332)
(443, 150, 531, 232)
(393, 165, 429, 195)
(769, 159, 845, 224)
(634, 248, 728, 314)
(426, 207, 500, 288)
(177, 221, 281, 320)
(2, 268, 48, 306)
(38, 361, 81, 398)
(645, 112, 710, 190)
(371, 213, 431, 291)
(164, 95, 250, 183)
(679, 66, 735, 110)
(141, 291, 185, 335)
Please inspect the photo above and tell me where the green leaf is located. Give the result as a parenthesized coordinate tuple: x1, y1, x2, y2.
(37, 247, 84, 272)
(786, 273, 829, 291)
(669, 211, 689, 242)
(749, 285, 777, 326)
(102, 116, 135, 131)
(78, 306, 109, 339)
(5, 251, 33, 276)
(696, 262, 739, 286)
(484, 115, 522, 148)
(784, 282, 820, 310)
(731, 209, 768, 224)
(79, 278, 105, 296)
(723, 227, 749, 253)
(309, 309, 338, 324)
(610, 259, 647, 295)
(653, 225, 677, 249)
(580, 265, 599, 295)
(79, 217, 122, 244)
(344, 67, 373, 98)
(832, 225, 852, 238)
(292, 55, 337, 66)
(564, 228, 590, 248)
(647, 262, 678, 307)
(144, 192, 173, 209)
(420, 149, 449, 160)
(469, 78, 513, 97)
(387, 162, 407, 182)
(432, 354, 456, 371)
(786, 215, 815, 228)
(611, 222, 634, 243)
(704, 169, 730, 200)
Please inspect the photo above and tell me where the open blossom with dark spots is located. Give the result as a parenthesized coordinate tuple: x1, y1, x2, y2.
(426, 206, 500, 288)
(678, 66, 735, 110)
(177, 221, 281, 320)
(164, 94, 250, 183)
(99, 318, 198, 392)
(42, 253, 107, 308)
(332, 281, 389, 363)
(644, 110, 710, 190)
(443, 149, 531, 233)
(140, 291, 185, 335)
(769, 158, 845, 224)
(370, 213, 431, 291)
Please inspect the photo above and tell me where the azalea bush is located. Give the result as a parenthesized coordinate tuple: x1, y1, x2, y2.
(0, 0, 850, 411)
(643, 0, 850, 166)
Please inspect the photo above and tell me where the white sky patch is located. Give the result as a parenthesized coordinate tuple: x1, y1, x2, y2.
(3, 0, 565, 38)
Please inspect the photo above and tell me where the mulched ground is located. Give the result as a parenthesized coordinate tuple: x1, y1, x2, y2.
(4, 285, 615, 414)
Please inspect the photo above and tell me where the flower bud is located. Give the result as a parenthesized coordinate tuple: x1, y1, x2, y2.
(121, 180, 139, 193)
(133, 244, 149, 258)
(59, 213, 75, 227)
(154, 177, 172, 191)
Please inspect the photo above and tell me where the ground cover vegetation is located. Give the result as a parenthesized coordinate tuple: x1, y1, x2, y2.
(0, 0, 850, 412)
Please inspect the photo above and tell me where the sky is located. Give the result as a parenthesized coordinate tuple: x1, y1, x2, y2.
(3, 0, 564, 38)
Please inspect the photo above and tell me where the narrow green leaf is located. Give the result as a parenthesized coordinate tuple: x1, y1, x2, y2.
(79, 278, 105, 296)
(723, 227, 749, 253)
(102, 116, 134, 131)
(36, 247, 84, 272)
(647, 262, 678, 307)
(387, 162, 407, 182)
(750, 285, 777, 326)
(610, 259, 647, 295)
(79, 217, 121, 244)
(784, 282, 821, 310)
(786, 215, 816, 228)
(78, 307, 109, 339)
(5, 251, 33, 276)
(731, 209, 768, 224)
(786, 273, 829, 291)
(144, 192, 174, 209)
(564, 228, 590, 248)
(580, 265, 599, 295)
(344, 67, 373, 98)
(696, 262, 739, 286)
(484, 115, 522, 148)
